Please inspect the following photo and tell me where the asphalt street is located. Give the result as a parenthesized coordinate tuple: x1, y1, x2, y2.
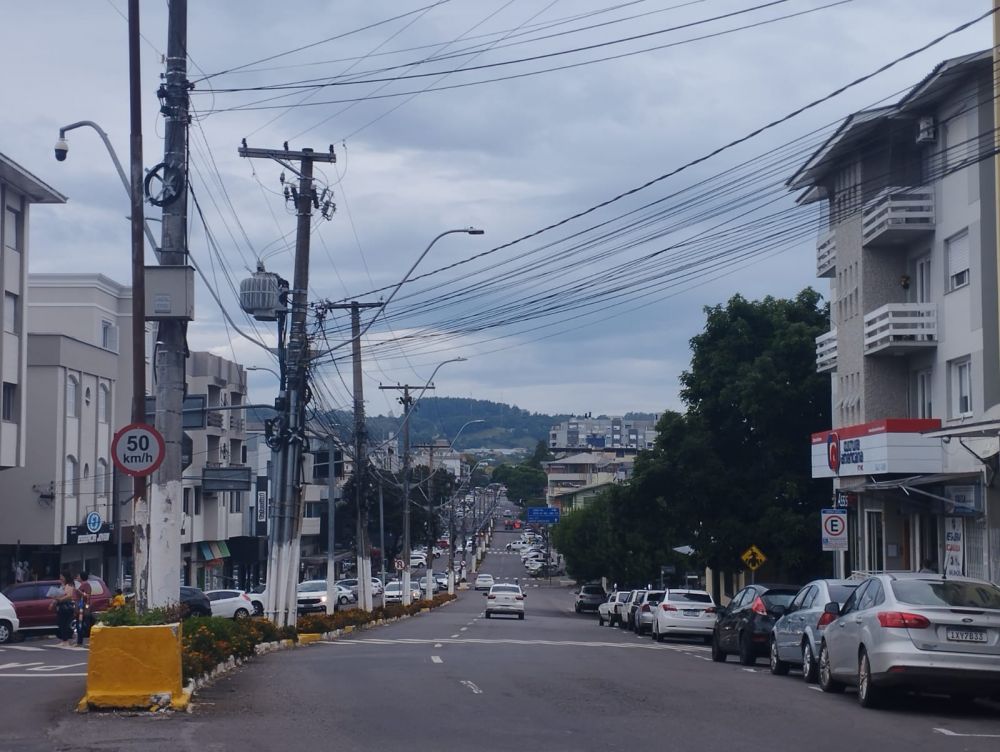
(3, 520, 1000, 751)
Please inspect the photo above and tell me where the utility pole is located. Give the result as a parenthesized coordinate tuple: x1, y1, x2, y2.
(378, 384, 431, 605)
(413, 442, 439, 602)
(140, 0, 188, 609)
(326, 435, 338, 615)
(240, 143, 336, 626)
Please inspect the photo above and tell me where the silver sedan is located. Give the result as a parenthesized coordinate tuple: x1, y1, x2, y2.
(817, 573, 1000, 708)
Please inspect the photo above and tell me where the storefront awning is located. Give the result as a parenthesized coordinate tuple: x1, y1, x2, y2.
(199, 541, 231, 561)
(861, 472, 984, 514)
(922, 419, 1000, 439)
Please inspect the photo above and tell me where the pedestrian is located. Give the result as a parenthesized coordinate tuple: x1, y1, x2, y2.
(75, 571, 93, 646)
(918, 558, 937, 573)
(111, 588, 126, 608)
(49, 571, 76, 646)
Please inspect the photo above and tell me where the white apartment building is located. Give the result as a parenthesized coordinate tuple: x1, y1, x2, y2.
(549, 414, 659, 450)
(791, 51, 1000, 582)
(543, 450, 635, 510)
(0, 153, 65, 475)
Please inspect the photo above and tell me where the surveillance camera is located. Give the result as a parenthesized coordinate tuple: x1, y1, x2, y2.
(54, 137, 69, 162)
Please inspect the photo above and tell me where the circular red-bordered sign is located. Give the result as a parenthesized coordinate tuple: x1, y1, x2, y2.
(112, 422, 166, 477)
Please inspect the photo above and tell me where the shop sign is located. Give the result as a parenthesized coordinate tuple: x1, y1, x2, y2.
(811, 419, 942, 478)
(66, 522, 115, 545)
(944, 517, 964, 576)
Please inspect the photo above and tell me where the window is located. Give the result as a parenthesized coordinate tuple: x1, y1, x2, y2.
(98, 384, 110, 424)
(3, 206, 21, 253)
(2, 383, 15, 421)
(194, 487, 202, 515)
(914, 370, 932, 419)
(96, 459, 108, 497)
(3, 292, 17, 333)
(914, 256, 931, 303)
(946, 230, 970, 290)
(101, 320, 118, 351)
(66, 375, 80, 418)
(840, 580, 869, 616)
(183, 488, 191, 515)
(865, 511, 885, 572)
(952, 359, 972, 416)
(65, 456, 79, 498)
(858, 580, 883, 611)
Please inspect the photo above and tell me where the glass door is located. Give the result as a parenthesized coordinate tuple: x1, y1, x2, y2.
(865, 510, 884, 572)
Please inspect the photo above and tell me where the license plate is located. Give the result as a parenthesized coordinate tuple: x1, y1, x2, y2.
(684, 610, 699, 617)
(946, 628, 986, 643)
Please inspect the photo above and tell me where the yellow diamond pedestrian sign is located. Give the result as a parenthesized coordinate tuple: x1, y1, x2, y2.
(741, 545, 766, 571)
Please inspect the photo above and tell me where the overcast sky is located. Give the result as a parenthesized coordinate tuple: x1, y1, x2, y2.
(1, 1, 992, 420)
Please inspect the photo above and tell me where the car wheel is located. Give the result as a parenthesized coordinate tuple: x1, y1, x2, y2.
(339, 596, 350, 605)
(857, 648, 887, 708)
(233, 608, 250, 620)
(0, 620, 12, 644)
(818, 642, 844, 693)
(485, 612, 491, 619)
(252, 601, 264, 617)
(518, 613, 525, 620)
(574, 603, 581, 614)
(711, 633, 726, 662)
(738, 631, 756, 666)
(598, 614, 605, 626)
(769, 638, 789, 676)
(802, 642, 819, 684)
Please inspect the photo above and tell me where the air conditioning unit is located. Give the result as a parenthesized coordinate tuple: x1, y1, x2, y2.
(916, 116, 937, 144)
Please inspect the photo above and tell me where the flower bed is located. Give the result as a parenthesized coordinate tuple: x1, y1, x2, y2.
(297, 593, 456, 634)
(181, 616, 294, 681)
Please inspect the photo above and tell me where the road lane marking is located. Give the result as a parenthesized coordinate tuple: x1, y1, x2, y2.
(434, 643, 442, 648)
(0, 662, 44, 670)
(934, 728, 1000, 738)
(451, 634, 460, 638)
(0, 673, 87, 678)
(460, 680, 483, 695)
(3, 645, 45, 652)
(808, 686, 822, 692)
(460, 627, 468, 632)
(742, 668, 757, 673)
(320, 638, 708, 650)
(29, 663, 87, 672)
(431, 656, 443, 664)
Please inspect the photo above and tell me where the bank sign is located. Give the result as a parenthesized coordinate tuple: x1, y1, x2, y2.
(811, 419, 942, 479)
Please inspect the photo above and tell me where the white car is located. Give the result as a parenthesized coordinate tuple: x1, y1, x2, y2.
(598, 591, 631, 627)
(296, 580, 355, 614)
(204, 589, 255, 619)
(0, 592, 19, 644)
(384, 581, 421, 603)
(651, 589, 717, 642)
(474, 573, 495, 591)
(484, 583, 525, 619)
(410, 553, 428, 569)
(336, 578, 385, 597)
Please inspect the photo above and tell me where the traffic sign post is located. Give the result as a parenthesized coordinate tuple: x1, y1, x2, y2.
(112, 423, 166, 478)
(740, 545, 767, 574)
(821, 509, 848, 552)
(394, 559, 405, 572)
(526, 507, 560, 524)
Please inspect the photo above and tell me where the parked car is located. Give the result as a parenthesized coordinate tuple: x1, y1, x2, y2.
(336, 578, 385, 597)
(632, 590, 665, 635)
(652, 589, 717, 643)
(2, 576, 113, 633)
(484, 583, 526, 620)
(711, 583, 798, 665)
(204, 589, 254, 619)
(474, 574, 495, 591)
(384, 580, 421, 603)
(296, 580, 354, 614)
(0, 592, 19, 644)
(417, 575, 441, 594)
(599, 591, 631, 627)
(622, 589, 647, 630)
(769, 579, 859, 681)
(817, 573, 1000, 708)
(410, 554, 427, 569)
(574, 584, 607, 613)
(180, 585, 213, 617)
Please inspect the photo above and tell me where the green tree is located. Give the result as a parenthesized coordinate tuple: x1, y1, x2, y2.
(492, 463, 547, 503)
(526, 440, 553, 469)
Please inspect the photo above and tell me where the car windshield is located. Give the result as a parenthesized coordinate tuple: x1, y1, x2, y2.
(668, 592, 712, 604)
(298, 581, 326, 592)
(646, 591, 664, 604)
(891, 580, 1000, 609)
(828, 584, 858, 604)
(581, 587, 604, 595)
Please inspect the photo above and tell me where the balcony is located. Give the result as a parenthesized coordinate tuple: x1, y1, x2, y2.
(206, 410, 224, 429)
(816, 228, 836, 278)
(861, 187, 934, 247)
(864, 303, 937, 355)
(229, 414, 245, 433)
(815, 329, 838, 373)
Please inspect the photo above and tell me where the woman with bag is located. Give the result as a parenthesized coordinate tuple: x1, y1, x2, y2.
(48, 571, 77, 646)
(75, 571, 93, 647)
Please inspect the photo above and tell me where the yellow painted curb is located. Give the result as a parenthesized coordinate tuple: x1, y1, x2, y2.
(343, 625, 354, 634)
(79, 623, 186, 711)
(298, 633, 322, 644)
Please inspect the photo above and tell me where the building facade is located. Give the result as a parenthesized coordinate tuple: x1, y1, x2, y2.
(791, 51, 1000, 582)
(549, 414, 659, 450)
(543, 450, 635, 510)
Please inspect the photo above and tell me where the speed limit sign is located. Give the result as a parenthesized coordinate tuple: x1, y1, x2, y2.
(112, 423, 166, 477)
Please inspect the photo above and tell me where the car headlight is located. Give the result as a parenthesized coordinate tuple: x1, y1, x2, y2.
(319, 595, 327, 603)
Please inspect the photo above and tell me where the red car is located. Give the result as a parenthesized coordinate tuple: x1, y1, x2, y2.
(2, 576, 112, 634)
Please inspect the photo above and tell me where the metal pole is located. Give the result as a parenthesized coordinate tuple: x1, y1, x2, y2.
(143, 0, 188, 610)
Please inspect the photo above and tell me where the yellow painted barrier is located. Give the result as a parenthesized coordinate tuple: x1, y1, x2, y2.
(297, 633, 322, 644)
(79, 623, 188, 711)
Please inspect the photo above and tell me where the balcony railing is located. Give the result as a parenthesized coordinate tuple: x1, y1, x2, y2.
(816, 228, 836, 278)
(206, 411, 224, 429)
(229, 414, 245, 433)
(815, 329, 838, 373)
(864, 303, 937, 355)
(861, 187, 934, 247)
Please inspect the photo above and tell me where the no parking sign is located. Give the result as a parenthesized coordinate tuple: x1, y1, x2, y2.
(821, 509, 848, 551)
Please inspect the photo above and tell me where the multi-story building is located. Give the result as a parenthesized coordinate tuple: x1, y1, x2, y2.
(549, 414, 660, 450)
(0, 153, 65, 475)
(791, 50, 999, 582)
(543, 450, 635, 511)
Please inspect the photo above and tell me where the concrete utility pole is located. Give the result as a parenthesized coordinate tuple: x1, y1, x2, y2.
(239, 144, 337, 626)
(378, 384, 429, 605)
(315, 302, 381, 611)
(326, 435, 338, 615)
(141, 0, 189, 609)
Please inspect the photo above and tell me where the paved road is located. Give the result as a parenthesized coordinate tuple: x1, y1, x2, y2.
(4, 521, 999, 751)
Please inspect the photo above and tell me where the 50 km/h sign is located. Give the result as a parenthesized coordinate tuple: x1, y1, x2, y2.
(112, 423, 166, 477)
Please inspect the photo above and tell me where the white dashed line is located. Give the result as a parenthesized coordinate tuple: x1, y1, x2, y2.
(450, 634, 460, 638)
(460, 680, 483, 695)
(742, 668, 757, 673)
(808, 686, 822, 692)
(460, 627, 468, 632)
(934, 728, 1000, 739)
(434, 643, 442, 648)
(431, 656, 443, 664)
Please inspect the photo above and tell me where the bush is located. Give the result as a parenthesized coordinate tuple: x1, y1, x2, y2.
(181, 617, 261, 680)
(97, 604, 187, 627)
(295, 594, 456, 633)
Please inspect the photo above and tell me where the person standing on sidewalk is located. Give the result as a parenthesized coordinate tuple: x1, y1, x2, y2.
(75, 571, 93, 647)
(48, 571, 76, 646)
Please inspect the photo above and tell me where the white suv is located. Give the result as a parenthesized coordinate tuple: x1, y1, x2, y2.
(0, 592, 19, 644)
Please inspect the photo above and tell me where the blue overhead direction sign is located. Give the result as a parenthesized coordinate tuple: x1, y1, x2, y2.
(527, 506, 560, 524)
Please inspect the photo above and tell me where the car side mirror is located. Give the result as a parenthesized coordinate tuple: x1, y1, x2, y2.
(716, 606, 728, 617)
(771, 604, 786, 617)
(823, 601, 840, 616)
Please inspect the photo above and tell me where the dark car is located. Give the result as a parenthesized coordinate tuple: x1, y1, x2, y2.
(180, 586, 212, 617)
(574, 584, 607, 613)
(712, 583, 798, 665)
(2, 576, 113, 634)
